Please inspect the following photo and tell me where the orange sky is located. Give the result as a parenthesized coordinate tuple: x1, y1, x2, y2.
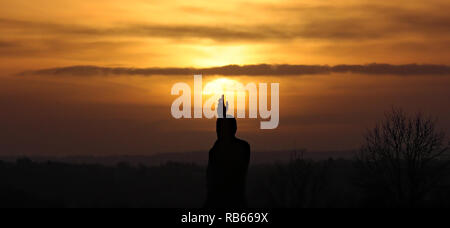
(1, 0, 449, 74)
(0, 0, 449, 156)
(0, 73, 449, 155)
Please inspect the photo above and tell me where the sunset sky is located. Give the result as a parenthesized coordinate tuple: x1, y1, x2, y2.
(1, 0, 450, 73)
(0, 0, 449, 157)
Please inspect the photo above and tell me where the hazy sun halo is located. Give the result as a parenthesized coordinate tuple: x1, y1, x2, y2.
(203, 78, 248, 100)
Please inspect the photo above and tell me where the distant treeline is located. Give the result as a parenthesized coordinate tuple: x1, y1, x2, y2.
(0, 157, 449, 208)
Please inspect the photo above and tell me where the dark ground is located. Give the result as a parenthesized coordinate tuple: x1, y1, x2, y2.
(0, 156, 449, 208)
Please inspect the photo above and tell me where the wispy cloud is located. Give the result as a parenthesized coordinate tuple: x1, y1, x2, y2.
(0, 41, 17, 48)
(20, 64, 450, 77)
(1, 2, 449, 42)
(1, 1, 450, 71)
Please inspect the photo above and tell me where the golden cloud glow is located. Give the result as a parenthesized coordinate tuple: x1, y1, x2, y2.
(0, 0, 449, 73)
(192, 46, 250, 67)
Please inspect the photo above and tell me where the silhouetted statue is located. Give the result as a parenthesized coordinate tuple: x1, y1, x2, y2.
(205, 96, 251, 208)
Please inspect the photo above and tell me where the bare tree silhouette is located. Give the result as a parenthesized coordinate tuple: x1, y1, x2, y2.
(357, 108, 450, 207)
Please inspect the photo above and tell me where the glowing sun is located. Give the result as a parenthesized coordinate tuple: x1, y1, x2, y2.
(203, 78, 245, 98)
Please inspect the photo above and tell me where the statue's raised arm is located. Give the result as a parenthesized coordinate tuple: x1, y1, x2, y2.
(217, 95, 228, 118)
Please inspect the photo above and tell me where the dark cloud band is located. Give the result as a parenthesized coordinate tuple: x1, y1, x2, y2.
(19, 64, 450, 77)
